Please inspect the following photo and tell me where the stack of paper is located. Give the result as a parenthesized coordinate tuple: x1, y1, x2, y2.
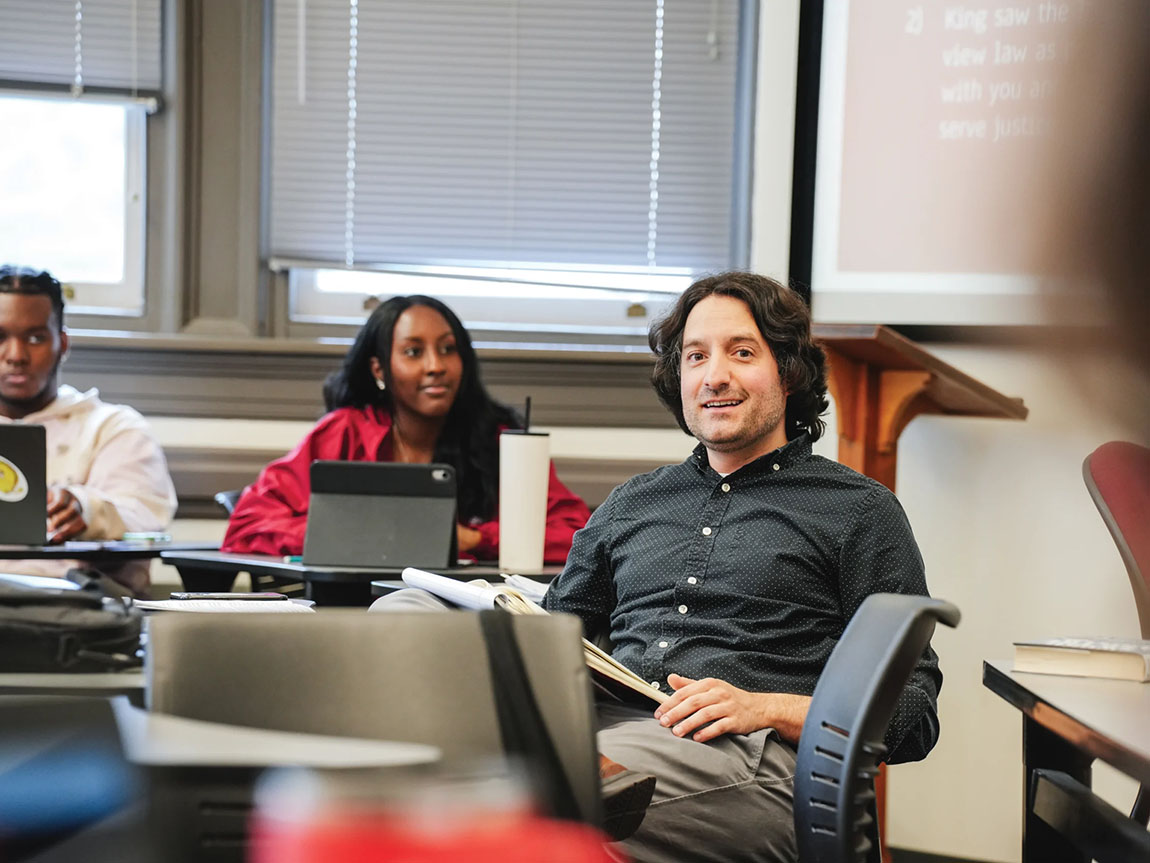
(134, 599, 315, 613)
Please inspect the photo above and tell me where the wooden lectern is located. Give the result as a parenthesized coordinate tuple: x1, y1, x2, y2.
(814, 324, 1028, 491)
(813, 324, 1028, 862)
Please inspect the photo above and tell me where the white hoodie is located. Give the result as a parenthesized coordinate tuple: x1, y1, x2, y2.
(0, 385, 177, 593)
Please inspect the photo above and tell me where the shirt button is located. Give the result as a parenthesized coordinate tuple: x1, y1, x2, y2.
(721, 482, 731, 492)
(659, 640, 668, 648)
(650, 681, 660, 689)
(678, 605, 688, 614)
(687, 576, 697, 585)
(701, 526, 712, 536)
(772, 463, 780, 471)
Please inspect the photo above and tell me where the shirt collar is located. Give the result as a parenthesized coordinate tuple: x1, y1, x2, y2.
(690, 432, 813, 479)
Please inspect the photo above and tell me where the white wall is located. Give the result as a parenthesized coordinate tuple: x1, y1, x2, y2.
(882, 346, 1143, 861)
(750, 0, 800, 281)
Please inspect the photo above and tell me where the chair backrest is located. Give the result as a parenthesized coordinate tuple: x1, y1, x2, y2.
(145, 610, 602, 825)
(1083, 441, 1150, 638)
(213, 489, 242, 516)
(794, 594, 960, 863)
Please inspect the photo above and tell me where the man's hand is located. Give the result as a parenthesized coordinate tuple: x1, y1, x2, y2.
(46, 487, 86, 543)
(652, 673, 812, 744)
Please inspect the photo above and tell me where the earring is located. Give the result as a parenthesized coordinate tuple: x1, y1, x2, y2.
(375, 377, 386, 391)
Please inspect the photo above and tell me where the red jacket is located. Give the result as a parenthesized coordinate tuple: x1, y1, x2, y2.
(222, 406, 591, 563)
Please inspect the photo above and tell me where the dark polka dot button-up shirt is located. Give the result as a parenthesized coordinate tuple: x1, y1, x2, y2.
(544, 433, 942, 764)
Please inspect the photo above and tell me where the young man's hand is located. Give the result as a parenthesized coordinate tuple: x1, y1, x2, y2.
(653, 673, 811, 744)
(456, 524, 482, 554)
(46, 487, 86, 543)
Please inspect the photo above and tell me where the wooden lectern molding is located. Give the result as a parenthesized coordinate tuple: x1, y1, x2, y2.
(815, 323, 1028, 492)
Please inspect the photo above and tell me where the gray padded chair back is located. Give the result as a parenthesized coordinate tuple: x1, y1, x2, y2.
(145, 610, 601, 825)
(794, 594, 960, 863)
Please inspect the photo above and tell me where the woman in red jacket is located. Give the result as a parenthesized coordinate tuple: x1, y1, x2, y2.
(223, 295, 591, 562)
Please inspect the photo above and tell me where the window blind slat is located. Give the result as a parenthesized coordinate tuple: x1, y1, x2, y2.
(0, 0, 162, 92)
(271, 0, 741, 272)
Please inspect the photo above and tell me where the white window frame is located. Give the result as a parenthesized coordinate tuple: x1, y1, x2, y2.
(0, 93, 149, 317)
(65, 102, 148, 317)
(281, 262, 693, 344)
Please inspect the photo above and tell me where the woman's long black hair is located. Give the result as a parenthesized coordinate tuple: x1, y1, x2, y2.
(323, 295, 519, 524)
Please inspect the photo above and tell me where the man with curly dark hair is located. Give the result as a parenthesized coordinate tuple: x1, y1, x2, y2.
(648, 271, 830, 455)
(545, 272, 941, 863)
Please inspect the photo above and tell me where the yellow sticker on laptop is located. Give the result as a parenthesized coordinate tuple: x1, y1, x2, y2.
(0, 456, 29, 502)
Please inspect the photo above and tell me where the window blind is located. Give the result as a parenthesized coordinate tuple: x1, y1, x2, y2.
(0, 0, 162, 94)
(270, 0, 745, 275)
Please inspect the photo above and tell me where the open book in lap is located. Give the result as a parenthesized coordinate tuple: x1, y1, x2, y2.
(402, 567, 667, 707)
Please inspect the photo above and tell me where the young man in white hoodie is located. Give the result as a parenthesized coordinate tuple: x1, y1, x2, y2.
(0, 267, 177, 595)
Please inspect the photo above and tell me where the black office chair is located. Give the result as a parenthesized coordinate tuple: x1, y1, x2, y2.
(794, 593, 960, 863)
(213, 489, 243, 515)
(212, 488, 305, 597)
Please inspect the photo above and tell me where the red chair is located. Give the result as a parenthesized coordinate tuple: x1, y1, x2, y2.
(1082, 441, 1150, 824)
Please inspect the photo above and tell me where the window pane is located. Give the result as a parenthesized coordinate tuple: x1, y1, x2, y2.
(0, 96, 128, 283)
(271, 0, 742, 273)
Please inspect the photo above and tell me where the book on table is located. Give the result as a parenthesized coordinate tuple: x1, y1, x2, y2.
(401, 567, 668, 707)
(1012, 636, 1150, 682)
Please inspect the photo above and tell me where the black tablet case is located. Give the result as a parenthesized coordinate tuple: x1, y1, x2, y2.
(302, 461, 458, 568)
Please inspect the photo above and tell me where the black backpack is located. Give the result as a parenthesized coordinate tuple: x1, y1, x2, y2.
(0, 581, 142, 672)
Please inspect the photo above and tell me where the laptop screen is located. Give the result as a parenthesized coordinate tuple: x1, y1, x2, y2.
(0, 424, 47, 545)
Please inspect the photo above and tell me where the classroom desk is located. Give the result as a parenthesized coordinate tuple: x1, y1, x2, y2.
(0, 670, 145, 703)
(162, 550, 560, 606)
(0, 539, 218, 562)
(112, 697, 439, 769)
(119, 700, 440, 863)
(983, 660, 1150, 863)
(19, 698, 441, 863)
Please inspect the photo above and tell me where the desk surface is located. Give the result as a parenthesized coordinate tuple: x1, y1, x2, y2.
(162, 550, 560, 584)
(112, 699, 439, 769)
(0, 670, 144, 696)
(0, 540, 217, 561)
(983, 659, 1150, 785)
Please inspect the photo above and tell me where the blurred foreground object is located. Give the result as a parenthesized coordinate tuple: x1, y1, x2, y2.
(1041, 0, 1150, 433)
(0, 697, 147, 862)
(250, 767, 617, 863)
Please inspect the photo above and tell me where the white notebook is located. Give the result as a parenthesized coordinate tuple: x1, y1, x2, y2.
(133, 599, 315, 613)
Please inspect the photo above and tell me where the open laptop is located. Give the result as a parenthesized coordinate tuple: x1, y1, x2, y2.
(302, 461, 458, 568)
(0, 424, 47, 545)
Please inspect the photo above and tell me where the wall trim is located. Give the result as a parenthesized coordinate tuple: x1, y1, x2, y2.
(65, 333, 672, 428)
